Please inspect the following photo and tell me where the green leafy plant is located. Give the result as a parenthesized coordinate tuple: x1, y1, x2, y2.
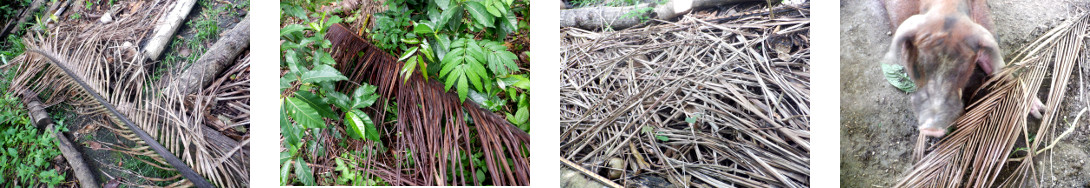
(0, 69, 65, 186)
(280, 4, 384, 185)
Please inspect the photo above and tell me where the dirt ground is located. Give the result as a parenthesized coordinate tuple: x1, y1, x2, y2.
(840, 0, 1090, 187)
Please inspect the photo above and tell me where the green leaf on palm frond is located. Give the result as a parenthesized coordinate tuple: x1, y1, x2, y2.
(440, 38, 488, 102)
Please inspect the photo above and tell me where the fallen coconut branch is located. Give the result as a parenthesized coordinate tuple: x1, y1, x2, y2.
(559, 0, 760, 30)
(25, 49, 214, 187)
(143, 0, 197, 60)
(21, 90, 98, 188)
(165, 14, 250, 96)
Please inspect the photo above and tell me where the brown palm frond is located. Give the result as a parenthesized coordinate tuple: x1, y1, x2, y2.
(560, 5, 810, 187)
(323, 23, 530, 185)
(6, 0, 249, 186)
(897, 12, 1088, 187)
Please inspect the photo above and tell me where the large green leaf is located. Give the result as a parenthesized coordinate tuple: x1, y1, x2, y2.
(280, 24, 306, 38)
(399, 47, 419, 62)
(439, 38, 489, 102)
(439, 5, 464, 31)
(294, 91, 337, 119)
(344, 111, 365, 139)
(485, 0, 503, 17)
(881, 63, 917, 93)
(285, 97, 326, 129)
(349, 109, 381, 142)
(280, 76, 297, 93)
(436, 0, 452, 10)
(401, 55, 419, 82)
(280, 160, 293, 186)
(465, 2, 495, 28)
(351, 84, 380, 109)
(301, 65, 348, 84)
(482, 41, 518, 76)
(294, 157, 316, 185)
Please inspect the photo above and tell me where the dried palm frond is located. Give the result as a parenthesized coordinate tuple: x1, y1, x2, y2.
(321, 23, 530, 186)
(897, 12, 1088, 187)
(560, 3, 810, 187)
(6, 0, 249, 186)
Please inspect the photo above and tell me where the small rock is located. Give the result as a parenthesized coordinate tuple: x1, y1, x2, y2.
(98, 13, 113, 24)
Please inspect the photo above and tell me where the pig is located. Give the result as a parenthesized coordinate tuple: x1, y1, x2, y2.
(880, 0, 1045, 137)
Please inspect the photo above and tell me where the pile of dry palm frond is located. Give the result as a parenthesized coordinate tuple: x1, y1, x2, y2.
(560, 3, 810, 187)
(4, 0, 249, 187)
(898, 12, 1090, 187)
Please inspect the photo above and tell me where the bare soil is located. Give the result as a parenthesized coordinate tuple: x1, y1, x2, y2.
(840, 0, 1090, 187)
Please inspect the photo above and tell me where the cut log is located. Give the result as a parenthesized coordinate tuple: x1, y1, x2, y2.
(559, 0, 759, 30)
(142, 0, 197, 60)
(165, 15, 250, 96)
(20, 90, 99, 188)
(0, 0, 46, 40)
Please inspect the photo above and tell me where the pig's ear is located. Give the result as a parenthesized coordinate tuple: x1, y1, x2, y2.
(973, 24, 1005, 75)
(884, 15, 925, 68)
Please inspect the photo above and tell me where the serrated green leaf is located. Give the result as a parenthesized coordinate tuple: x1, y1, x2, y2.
(656, 135, 669, 142)
(351, 84, 380, 109)
(301, 65, 348, 84)
(401, 38, 421, 44)
(465, 2, 495, 28)
(439, 5, 464, 30)
(436, 0, 451, 10)
(881, 63, 917, 93)
(457, 74, 469, 102)
(294, 157, 316, 185)
(344, 111, 366, 139)
(360, 110, 380, 142)
(465, 64, 484, 91)
(325, 90, 352, 110)
(485, 1, 502, 17)
(280, 24, 306, 38)
(280, 152, 292, 164)
(280, 100, 291, 133)
(280, 76, 297, 93)
(399, 47, 419, 61)
(280, 160, 293, 186)
(414, 23, 434, 35)
(513, 106, 529, 124)
(401, 55, 418, 82)
(315, 51, 335, 65)
(294, 91, 337, 119)
(284, 50, 304, 74)
(285, 97, 326, 129)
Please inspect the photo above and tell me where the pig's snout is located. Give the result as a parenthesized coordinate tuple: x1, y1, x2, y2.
(912, 87, 963, 138)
